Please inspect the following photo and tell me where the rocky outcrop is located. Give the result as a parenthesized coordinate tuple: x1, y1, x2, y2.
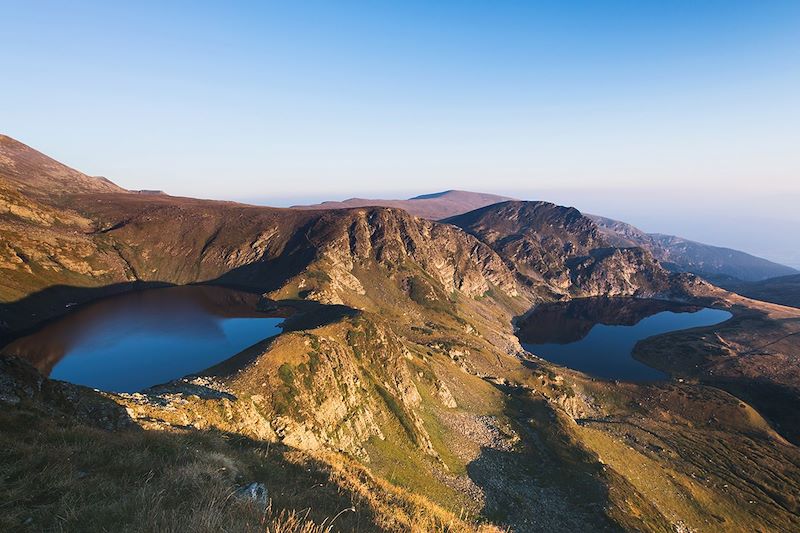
(566, 247, 674, 298)
(446, 201, 604, 285)
(302, 208, 519, 303)
(447, 201, 688, 299)
(114, 316, 439, 461)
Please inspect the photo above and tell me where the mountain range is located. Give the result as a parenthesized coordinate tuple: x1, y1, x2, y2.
(292, 190, 514, 220)
(294, 188, 797, 283)
(2, 134, 800, 532)
(589, 214, 797, 282)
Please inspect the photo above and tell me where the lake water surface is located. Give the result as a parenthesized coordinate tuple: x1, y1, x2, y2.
(2, 286, 283, 392)
(516, 298, 731, 381)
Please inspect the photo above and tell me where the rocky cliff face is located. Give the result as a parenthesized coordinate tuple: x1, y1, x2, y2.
(565, 247, 676, 297)
(4, 136, 800, 532)
(111, 312, 467, 467)
(0, 139, 524, 339)
(293, 208, 519, 304)
(446, 201, 684, 299)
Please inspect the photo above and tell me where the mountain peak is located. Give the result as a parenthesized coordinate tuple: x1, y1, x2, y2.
(291, 190, 515, 220)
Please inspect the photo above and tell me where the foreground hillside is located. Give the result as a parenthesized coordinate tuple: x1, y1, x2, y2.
(2, 135, 800, 532)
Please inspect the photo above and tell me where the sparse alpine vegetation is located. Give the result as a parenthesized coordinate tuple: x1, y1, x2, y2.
(2, 135, 800, 532)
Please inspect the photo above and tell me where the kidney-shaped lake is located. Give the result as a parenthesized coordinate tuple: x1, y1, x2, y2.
(2, 286, 283, 392)
(516, 298, 732, 381)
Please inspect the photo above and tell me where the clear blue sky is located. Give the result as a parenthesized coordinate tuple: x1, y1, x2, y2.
(2, 1, 799, 265)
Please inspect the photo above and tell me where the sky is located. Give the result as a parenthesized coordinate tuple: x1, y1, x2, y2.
(2, 1, 799, 266)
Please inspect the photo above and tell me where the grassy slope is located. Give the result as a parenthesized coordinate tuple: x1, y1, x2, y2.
(0, 373, 495, 533)
(4, 136, 800, 532)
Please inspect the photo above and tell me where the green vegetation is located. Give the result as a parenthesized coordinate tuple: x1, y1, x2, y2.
(416, 390, 467, 475)
(274, 363, 299, 416)
(374, 383, 419, 446)
(0, 398, 490, 532)
(365, 435, 469, 518)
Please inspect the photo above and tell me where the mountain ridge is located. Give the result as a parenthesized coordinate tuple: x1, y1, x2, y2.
(291, 189, 515, 220)
(445, 201, 688, 300)
(3, 135, 800, 532)
(294, 187, 795, 283)
(589, 213, 797, 281)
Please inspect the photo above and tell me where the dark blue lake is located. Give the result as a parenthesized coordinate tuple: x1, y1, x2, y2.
(2, 286, 283, 392)
(517, 298, 731, 381)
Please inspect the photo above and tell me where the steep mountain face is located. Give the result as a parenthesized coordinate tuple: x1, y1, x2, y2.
(286, 207, 518, 302)
(4, 136, 800, 532)
(291, 190, 514, 220)
(446, 201, 683, 299)
(589, 214, 797, 282)
(0, 138, 523, 347)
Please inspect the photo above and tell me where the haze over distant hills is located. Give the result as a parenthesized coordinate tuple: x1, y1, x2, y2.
(589, 214, 797, 282)
(291, 190, 515, 220)
(291, 187, 797, 283)
(4, 134, 800, 531)
(714, 274, 800, 309)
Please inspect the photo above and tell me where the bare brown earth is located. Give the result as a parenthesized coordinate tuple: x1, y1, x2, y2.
(635, 292, 800, 445)
(2, 134, 800, 531)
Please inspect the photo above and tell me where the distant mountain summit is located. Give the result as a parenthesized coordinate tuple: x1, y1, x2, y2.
(296, 189, 796, 283)
(291, 189, 514, 220)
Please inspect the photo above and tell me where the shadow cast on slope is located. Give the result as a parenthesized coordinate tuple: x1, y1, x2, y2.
(0, 281, 175, 347)
(465, 380, 671, 532)
(0, 393, 380, 531)
(0, 214, 325, 347)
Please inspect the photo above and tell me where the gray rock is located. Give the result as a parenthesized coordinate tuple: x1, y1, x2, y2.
(0, 392, 21, 405)
(235, 482, 268, 508)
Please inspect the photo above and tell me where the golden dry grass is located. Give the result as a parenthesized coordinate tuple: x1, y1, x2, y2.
(0, 400, 493, 533)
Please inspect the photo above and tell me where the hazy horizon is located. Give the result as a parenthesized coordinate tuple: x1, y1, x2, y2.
(5, 129, 800, 269)
(239, 186, 800, 270)
(2, 1, 799, 268)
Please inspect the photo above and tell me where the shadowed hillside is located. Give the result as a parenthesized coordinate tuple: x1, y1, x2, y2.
(3, 135, 800, 532)
(716, 273, 800, 308)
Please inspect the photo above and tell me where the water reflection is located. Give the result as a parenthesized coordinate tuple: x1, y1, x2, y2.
(2, 285, 283, 392)
(517, 298, 731, 381)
